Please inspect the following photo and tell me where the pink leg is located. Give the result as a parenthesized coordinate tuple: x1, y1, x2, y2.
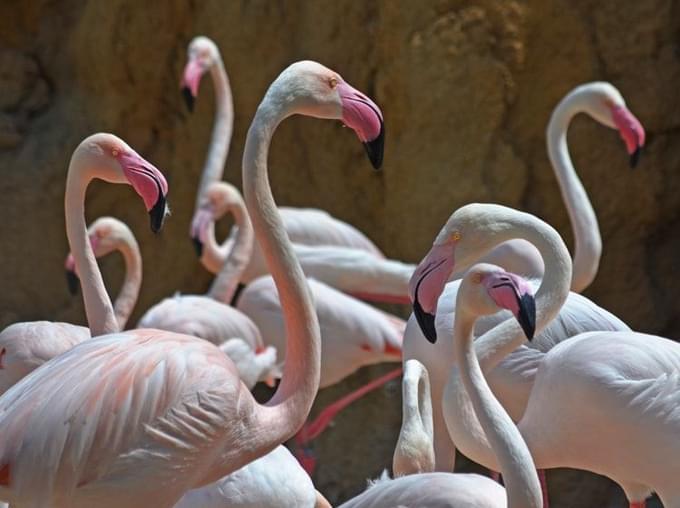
(629, 503, 646, 508)
(538, 469, 549, 508)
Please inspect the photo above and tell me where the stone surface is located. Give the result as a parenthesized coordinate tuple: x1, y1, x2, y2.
(0, 0, 677, 506)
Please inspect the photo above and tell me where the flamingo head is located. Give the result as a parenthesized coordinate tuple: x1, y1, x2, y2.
(409, 203, 532, 343)
(267, 61, 385, 169)
(181, 36, 219, 112)
(77, 134, 169, 233)
(64, 217, 135, 295)
(579, 82, 646, 168)
(190, 182, 244, 257)
(459, 264, 536, 340)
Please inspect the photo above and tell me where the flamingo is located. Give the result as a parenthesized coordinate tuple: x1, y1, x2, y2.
(0, 62, 384, 507)
(173, 445, 330, 508)
(0, 141, 168, 396)
(411, 203, 669, 508)
(67, 216, 280, 390)
(0, 218, 144, 395)
(182, 36, 383, 278)
(404, 82, 644, 475)
(339, 264, 545, 508)
(194, 182, 416, 304)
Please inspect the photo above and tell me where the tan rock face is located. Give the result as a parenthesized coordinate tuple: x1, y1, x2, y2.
(0, 0, 675, 505)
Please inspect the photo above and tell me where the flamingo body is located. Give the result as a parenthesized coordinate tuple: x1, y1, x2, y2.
(237, 276, 403, 388)
(0, 330, 251, 508)
(338, 472, 506, 508)
(0, 322, 89, 395)
(173, 445, 320, 508)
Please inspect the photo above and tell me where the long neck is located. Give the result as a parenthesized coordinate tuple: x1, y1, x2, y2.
(244, 102, 321, 447)
(454, 308, 541, 508)
(64, 159, 118, 336)
(393, 361, 435, 476)
(207, 197, 254, 303)
(111, 234, 142, 329)
(474, 214, 572, 372)
(194, 57, 233, 211)
(547, 90, 602, 293)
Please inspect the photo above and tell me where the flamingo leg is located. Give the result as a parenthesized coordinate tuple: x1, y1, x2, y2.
(629, 503, 646, 508)
(292, 367, 403, 474)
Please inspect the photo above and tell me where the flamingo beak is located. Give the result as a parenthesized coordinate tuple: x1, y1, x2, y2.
(192, 237, 203, 257)
(337, 81, 385, 169)
(117, 150, 170, 234)
(409, 243, 456, 343)
(149, 194, 168, 234)
(611, 105, 645, 169)
(190, 208, 213, 258)
(482, 271, 536, 340)
(180, 59, 203, 112)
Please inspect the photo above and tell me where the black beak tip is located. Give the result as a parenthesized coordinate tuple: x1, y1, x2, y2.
(149, 195, 168, 234)
(66, 270, 79, 296)
(192, 237, 203, 257)
(413, 298, 437, 344)
(517, 293, 536, 341)
(363, 121, 384, 170)
(629, 146, 642, 169)
(181, 87, 195, 113)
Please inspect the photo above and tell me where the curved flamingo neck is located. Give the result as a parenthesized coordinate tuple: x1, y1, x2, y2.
(473, 213, 572, 372)
(547, 87, 602, 293)
(207, 191, 254, 304)
(65, 155, 118, 337)
(393, 361, 434, 476)
(111, 230, 142, 329)
(454, 306, 541, 508)
(195, 55, 233, 212)
(244, 98, 321, 447)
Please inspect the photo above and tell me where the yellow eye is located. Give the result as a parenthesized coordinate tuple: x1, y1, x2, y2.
(471, 273, 482, 284)
(112, 149, 119, 157)
(450, 231, 461, 242)
(329, 77, 338, 89)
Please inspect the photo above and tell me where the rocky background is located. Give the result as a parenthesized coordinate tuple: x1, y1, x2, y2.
(0, 0, 677, 505)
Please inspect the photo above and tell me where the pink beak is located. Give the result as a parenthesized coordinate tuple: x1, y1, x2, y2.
(611, 105, 645, 168)
(408, 243, 456, 343)
(116, 150, 169, 233)
(181, 59, 204, 112)
(482, 270, 536, 340)
(337, 81, 385, 169)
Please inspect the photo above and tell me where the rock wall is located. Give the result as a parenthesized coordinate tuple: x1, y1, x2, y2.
(0, 0, 677, 506)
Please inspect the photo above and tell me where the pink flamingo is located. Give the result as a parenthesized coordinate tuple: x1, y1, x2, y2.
(340, 264, 545, 508)
(412, 203, 669, 508)
(404, 82, 644, 478)
(173, 445, 330, 508)
(182, 36, 383, 278)
(0, 138, 168, 396)
(0, 62, 383, 507)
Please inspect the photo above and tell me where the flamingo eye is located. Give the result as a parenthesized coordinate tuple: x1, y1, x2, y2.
(471, 273, 483, 284)
(450, 231, 461, 242)
(328, 77, 338, 89)
(111, 149, 119, 157)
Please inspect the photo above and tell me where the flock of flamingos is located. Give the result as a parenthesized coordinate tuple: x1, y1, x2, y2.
(0, 34, 676, 508)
